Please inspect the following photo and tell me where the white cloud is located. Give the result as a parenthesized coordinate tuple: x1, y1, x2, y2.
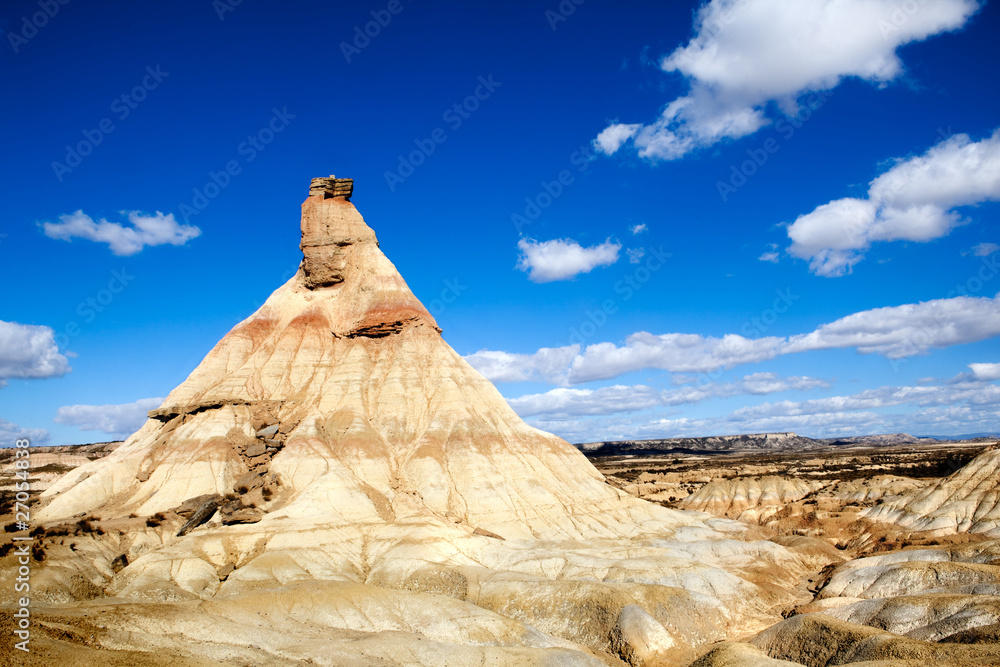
(0, 418, 50, 447)
(627, 248, 646, 264)
(787, 129, 1000, 275)
(629, 223, 648, 235)
(970, 363, 1000, 381)
(54, 397, 163, 438)
(567, 332, 786, 383)
(596, 0, 980, 160)
(971, 242, 1000, 257)
(42, 210, 201, 256)
(516, 237, 621, 283)
(595, 123, 641, 155)
(758, 251, 779, 263)
(508, 373, 829, 418)
(469, 293, 1000, 384)
(527, 377, 1000, 443)
(783, 293, 1000, 359)
(0, 320, 70, 383)
(465, 346, 579, 384)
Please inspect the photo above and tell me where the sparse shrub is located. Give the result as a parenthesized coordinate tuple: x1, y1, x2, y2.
(129, 513, 138, 519)
(235, 485, 249, 494)
(31, 543, 45, 561)
(76, 519, 95, 533)
(261, 487, 274, 501)
(0, 543, 13, 558)
(146, 513, 166, 528)
(28, 525, 43, 537)
(224, 492, 239, 501)
(4, 523, 20, 533)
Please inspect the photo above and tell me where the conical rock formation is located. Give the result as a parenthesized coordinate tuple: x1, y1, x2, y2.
(29, 178, 822, 665)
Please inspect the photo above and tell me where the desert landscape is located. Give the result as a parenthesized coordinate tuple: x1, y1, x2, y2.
(1, 179, 999, 666)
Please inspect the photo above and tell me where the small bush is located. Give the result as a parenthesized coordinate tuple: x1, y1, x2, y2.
(4, 523, 21, 533)
(0, 543, 13, 558)
(31, 543, 45, 561)
(145, 512, 166, 528)
(235, 485, 249, 494)
(261, 487, 273, 501)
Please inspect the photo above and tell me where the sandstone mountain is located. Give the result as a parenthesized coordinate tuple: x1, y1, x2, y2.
(20, 177, 827, 666)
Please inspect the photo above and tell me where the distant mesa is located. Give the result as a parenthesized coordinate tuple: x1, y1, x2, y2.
(576, 432, 941, 457)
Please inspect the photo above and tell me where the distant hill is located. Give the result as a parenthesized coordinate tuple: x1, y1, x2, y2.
(575, 432, 941, 457)
(576, 432, 823, 457)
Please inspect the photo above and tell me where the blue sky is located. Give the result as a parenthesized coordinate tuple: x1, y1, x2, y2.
(1, 0, 998, 446)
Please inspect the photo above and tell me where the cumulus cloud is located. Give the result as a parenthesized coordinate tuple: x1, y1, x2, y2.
(595, 123, 641, 155)
(464, 346, 579, 384)
(630, 223, 648, 235)
(758, 251, 780, 263)
(0, 320, 71, 384)
(971, 242, 1000, 257)
(0, 418, 50, 447)
(528, 377, 1000, 443)
(970, 363, 1000, 381)
(516, 238, 621, 283)
(508, 373, 829, 418)
(42, 210, 201, 256)
(627, 248, 646, 264)
(469, 293, 1000, 385)
(596, 0, 980, 161)
(54, 397, 163, 438)
(783, 293, 1000, 359)
(567, 332, 786, 383)
(787, 129, 1000, 275)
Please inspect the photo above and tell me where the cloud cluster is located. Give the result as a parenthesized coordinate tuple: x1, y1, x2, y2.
(516, 237, 621, 283)
(0, 418, 50, 447)
(788, 129, 1000, 275)
(596, 0, 980, 161)
(42, 210, 201, 256)
(54, 397, 163, 439)
(508, 373, 828, 418)
(528, 374, 1000, 443)
(0, 320, 71, 386)
(467, 293, 1000, 384)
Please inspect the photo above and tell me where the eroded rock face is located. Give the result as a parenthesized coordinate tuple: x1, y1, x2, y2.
(29, 177, 823, 665)
(863, 447, 1000, 537)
